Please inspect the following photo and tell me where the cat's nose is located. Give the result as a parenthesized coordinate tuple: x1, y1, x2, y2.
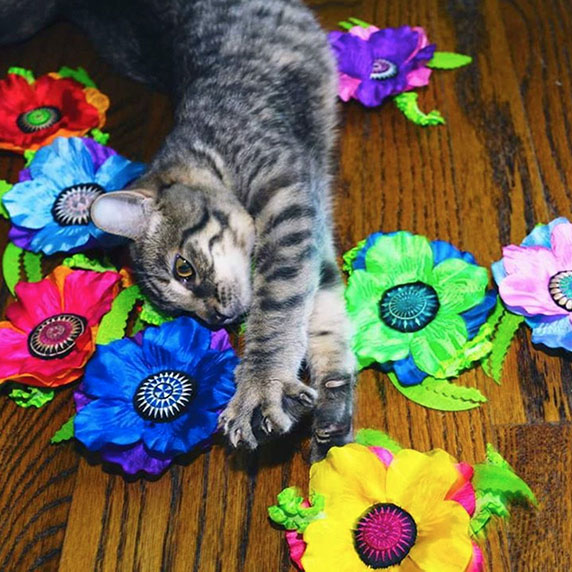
(212, 309, 232, 324)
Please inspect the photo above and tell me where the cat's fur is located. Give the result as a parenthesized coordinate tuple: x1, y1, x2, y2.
(0, 0, 356, 460)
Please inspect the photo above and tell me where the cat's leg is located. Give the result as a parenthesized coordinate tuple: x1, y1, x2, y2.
(219, 180, 320, 449)
(307, 257, 356, 462)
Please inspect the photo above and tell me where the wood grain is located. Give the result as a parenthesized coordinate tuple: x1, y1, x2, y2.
(0, 1, 571, 570)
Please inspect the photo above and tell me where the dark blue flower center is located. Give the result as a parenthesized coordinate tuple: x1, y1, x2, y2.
(370, 58, 398, 81)
(28, 313, 87, 360)
(379, 282, 440, 333)
(17, 106, 62, 133)
(51, 183, 105, 226)
(353, 503, 417, 568)
(134, 370, 197, 422)
(549, 270, 572, 311)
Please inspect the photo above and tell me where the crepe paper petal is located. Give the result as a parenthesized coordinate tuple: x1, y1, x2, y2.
(7, 66, 34, 83)
(22, 250, 43, 282)
(427, 52, 473, 69)
(388, 372, 487, 411)
(393, 92, 446, 126)
(0, 179, 11, 219)
(355, 428, 403, 452)
(51, 415, 76, 443)
(140, 295, 174, 326)
(8, 384, 54, 408)
(96, 285, 142, 345)
(2, 242, 22, 295)
(268, 487, 325, 532)
(57, 66, 97, 88)
(62, 252, 117, 273)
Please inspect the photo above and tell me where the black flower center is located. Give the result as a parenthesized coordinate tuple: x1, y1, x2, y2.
(134, 370, 197, 422)
(28, 313, 87, 360)
(51, 183, 105, 226)
(370, 58, 398, 80)
(549, 270, 572, 311)
(17, 106, 62, 133)
(353, 503, 417, 569)
(379, 282, 440, 333)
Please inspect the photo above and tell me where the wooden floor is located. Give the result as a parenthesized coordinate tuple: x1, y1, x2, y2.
(0, 0, 571, 570)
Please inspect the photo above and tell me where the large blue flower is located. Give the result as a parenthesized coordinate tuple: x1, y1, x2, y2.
(348, 232, 496, 385)
(2, 136, 145, 254)
(74, 317, 238, 457)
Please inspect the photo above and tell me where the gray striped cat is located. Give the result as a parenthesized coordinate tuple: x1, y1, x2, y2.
(1, 0, 356, 460)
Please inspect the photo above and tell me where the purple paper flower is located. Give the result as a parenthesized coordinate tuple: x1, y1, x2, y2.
(328, 25, 436, 107)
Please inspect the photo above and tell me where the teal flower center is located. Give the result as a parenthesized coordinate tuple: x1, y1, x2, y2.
(28, 313, 87, 360)
(17, 106, 62, 133)
(353, 503, 417, 568)
(549, 270, 572, 311)
(370, 58, 398, 80)
(134, 370, 197, 422)
(379, 282, 440, 333)
(52, 183, 105, 226)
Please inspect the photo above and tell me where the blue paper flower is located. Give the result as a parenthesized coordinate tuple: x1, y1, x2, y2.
(348, 232, 496, 385)
(74, 317, 238, 457)
(2, 137, 145, 254)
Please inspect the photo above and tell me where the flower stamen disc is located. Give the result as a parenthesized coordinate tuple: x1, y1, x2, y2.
(51, 183, 105, 226)
(17, 106, 62, 133)
(353, 503, 417, 569)
(134, 370, 197, 422)
(549, 270, 572, 311)
(28, 313, 87, 360)
(370, 58, 398, 80)
(379, 281, 440, 332)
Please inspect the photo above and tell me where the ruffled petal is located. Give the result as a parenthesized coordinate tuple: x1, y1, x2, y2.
(521, 218, 569, 247)
(431, 240, 476, 266)
(530, 316, 572, 351)
(461, 289, 497, 339)
(8, 275, 63, 328)
(550, 222, 572, 268)
(502, 244, 558, 278)
(2, 179, 59, 229)
(99, 442, 172, 477)
(393, 355, 428, 386)
(330, 34, 374, 79)
(94, 155, 145, 189)
(499, 273, 564, 317)
(28, 222, 91, 255)
(368, 27, 420, 64)
(355, 78, 395, 107)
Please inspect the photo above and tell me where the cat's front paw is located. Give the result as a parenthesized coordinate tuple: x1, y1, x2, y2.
(218, 377, 317, 449)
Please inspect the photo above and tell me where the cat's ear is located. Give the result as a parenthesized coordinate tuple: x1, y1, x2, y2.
(91, 190, 156, 240)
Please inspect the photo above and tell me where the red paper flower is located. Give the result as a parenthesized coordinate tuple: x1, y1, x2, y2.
(0, 72, 109, 153)
(0, 266, 120, 388)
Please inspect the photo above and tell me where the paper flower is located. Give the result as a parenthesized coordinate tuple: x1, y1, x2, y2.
(74, 317, 238, 476)
(0, 266, 120, 387)
(2, 137, 145, 254)
(345, 231, 492, 382)
(492, 217, 572, 351)
(0, 69, 109, 153)
(328, 25, 435, 107)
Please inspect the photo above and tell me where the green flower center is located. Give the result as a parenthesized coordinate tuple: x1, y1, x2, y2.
(379, 282, 440, 333)
(549, 270, 572, 311)
(17, 106, 62, 133)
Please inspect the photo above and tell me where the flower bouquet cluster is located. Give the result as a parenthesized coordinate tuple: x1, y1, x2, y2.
(0, 66, 239, 478)
(328, 18, 473, 125)
(269, 429, 536, 572)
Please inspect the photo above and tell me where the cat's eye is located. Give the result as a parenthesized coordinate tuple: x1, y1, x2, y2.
(174, 255, 195, 280)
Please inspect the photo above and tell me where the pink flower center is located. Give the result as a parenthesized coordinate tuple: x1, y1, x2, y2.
(370, 58, 398, 80)
(28, 313, 87, 360)
(353, 503, 417, 568)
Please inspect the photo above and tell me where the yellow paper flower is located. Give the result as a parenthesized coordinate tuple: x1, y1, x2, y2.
(302, 444, 473, 571)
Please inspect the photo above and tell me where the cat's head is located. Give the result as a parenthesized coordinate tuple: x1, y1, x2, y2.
(91, 184, 255, 326)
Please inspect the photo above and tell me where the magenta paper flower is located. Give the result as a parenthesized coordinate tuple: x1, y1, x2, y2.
(328, 25, 435, 107)
(493, 218, 572, 351)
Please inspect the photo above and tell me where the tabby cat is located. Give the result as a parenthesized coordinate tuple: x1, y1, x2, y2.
(0, 0, 356, 460)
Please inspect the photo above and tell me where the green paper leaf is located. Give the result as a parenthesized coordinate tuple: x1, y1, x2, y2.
(96, 285, 142, 345)
(347, 17, 371, 28)
(57, 66, 97, 88)
(90, 129, 110, 145)
(484, 310, 524, 383)
(338, 21, 354, 30)
(62, 253, 116, 273)
(470, 492, 510, 536)
(22, 250, 43, 282)
(473, 463, 537, 506)
(0, 180, 12, 219)
(342, 239, 367, 274)
(2, 242, 23, 296)
(485, 443, 512, 470)
(393, 92, 446, 127)
(388, 372, 486, 411)
(140, 296, 173, 326)
(9, 385, 54, 408)
(355, 429, 403, 452)
(23, 149, 37, 166)
(428, 52, 473, 70)
(7, 66, 34, 83)
(268, 487, 325, 532)
(51, 415, 76, 444)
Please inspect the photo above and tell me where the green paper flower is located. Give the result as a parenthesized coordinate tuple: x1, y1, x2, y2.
(345, 232, 488, 375)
